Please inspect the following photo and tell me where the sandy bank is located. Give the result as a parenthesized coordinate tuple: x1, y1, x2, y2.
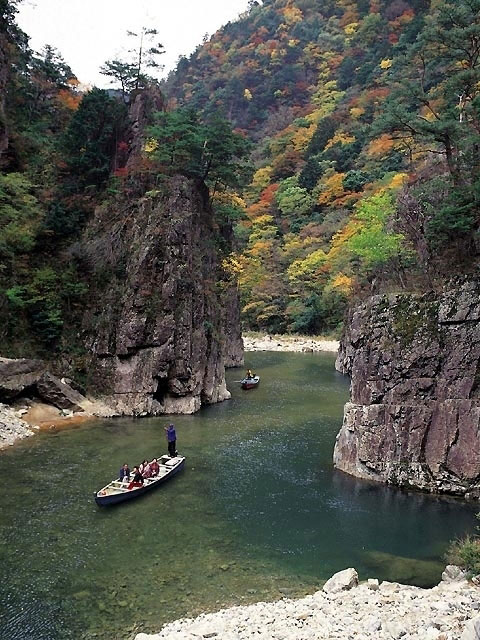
(135, 568, 479, 640)
(0, 399, 107, 450)
(243, 334, 339, 353)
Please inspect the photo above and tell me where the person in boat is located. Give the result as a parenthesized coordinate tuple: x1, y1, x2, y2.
(141, 459, 152, 479)
(165, 423, 177, 457)
(150, 458, 160, 476)
(245, 369, 255, 380)
(127, 466, 144, 490)
(119, 463, 130, 483)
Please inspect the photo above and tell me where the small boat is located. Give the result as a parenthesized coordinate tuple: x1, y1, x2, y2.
(241, 375, 260, 390)
(94, 455, 185, 506)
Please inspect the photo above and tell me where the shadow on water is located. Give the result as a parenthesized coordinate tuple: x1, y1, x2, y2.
(0, 352, 477, 640)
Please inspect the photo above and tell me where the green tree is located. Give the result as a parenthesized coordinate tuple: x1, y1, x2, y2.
(346, 191, 408, 268)
(147, 109, 252, 192)
(275, 176, 314, 218)
(298, 156, 324, 191)
(100, 27, 165, 100)
(61, 88, 127, 191)
(34, 44, 75, 88)
(306, 116, 336, 156)
(343, 170, 369, 193)
(377, 0, 480, 249)
(378, 0, 480, 186)
(0, 172, 42, 263)
(44, 89, 127, 236)
(5, 265, 87, 345)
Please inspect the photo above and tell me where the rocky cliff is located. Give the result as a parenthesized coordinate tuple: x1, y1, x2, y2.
(80, 175, 242, 415)
(334, 279, 480, 498)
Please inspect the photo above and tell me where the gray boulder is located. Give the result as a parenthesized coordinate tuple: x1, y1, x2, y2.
(323, 568, 359, 594)
(0, 357, 46, 400)
(461, 616, 480, 640)
(442, 565, 467, 583)
(36, 372, 88, 411)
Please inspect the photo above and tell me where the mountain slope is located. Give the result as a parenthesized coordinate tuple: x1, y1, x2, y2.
(166, 0, 480, 335)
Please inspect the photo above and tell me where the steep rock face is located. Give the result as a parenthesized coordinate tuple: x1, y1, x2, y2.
(222, 285, 244, 368)
(81, 175, 241, 415)
(334, 280, 480, 497)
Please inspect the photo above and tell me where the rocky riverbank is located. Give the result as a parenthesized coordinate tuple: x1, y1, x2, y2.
(0, 402, 37, 449)
(0, 357, 116, 450)
(135, 568, 479, 640)
(243, 334, 339, 353)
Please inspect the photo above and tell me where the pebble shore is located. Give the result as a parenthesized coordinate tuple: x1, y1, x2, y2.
(243, 334, 339, 353)
(0, 402, 36, 449)
(135, 569, 480, 640)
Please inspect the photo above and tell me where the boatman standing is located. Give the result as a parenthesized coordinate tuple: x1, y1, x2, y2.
(165, 423, 177, 457)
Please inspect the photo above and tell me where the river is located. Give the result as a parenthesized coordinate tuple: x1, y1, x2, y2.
(0, 352, 476, 640)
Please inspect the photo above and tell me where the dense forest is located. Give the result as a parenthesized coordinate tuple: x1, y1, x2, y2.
(167, 0, 480, 335)
(0, 0, 250, 366)
(1, 0, 479, 362)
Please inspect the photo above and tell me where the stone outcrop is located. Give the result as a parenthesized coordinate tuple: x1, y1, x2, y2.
(0, 357, 46, 401)
(126, 88, 165, 167)
(442, 565, 468, 584)
(334, 279, 480, 497)
(74, 86, 243, 416)
(36, 372, 90, 411)
(81, 175, 241, 415)
(134, 569, 480, 640)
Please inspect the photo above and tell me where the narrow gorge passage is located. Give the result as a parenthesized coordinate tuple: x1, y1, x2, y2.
(0, 353, 476, 640)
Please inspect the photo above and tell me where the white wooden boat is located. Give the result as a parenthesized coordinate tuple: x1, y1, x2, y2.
(94, 455, 185, 506)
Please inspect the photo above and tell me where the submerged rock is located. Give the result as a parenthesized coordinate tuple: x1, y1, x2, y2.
(363, 551, 443, 588)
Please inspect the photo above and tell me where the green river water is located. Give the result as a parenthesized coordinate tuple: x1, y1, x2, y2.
(0, 352, 477, 640)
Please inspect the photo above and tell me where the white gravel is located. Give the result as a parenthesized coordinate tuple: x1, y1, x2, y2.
(243, 334, 339, 353)
(0, 402, 36, 449)
(134, 570, 480, 640)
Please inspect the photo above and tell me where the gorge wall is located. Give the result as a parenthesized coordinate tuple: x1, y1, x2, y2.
(334, 279, 480, 498)
(80, 175, 243, 416)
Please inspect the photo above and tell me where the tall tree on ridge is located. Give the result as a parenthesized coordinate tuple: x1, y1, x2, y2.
(100, 27, 165, 101)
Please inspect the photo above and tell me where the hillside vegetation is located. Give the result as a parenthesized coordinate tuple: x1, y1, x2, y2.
(1, 0, 479, 362)
(0, 0, 249, 366)
(167, 0, 480, 335)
